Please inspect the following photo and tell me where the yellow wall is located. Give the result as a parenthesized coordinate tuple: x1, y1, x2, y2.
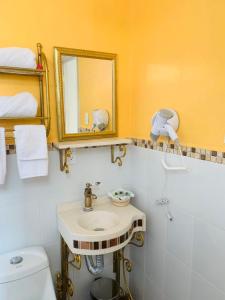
(78, 57, 113, 130)
(127, 0, 225, 150)
(0, 0, 131, 141)
(2, 0, 225, 151)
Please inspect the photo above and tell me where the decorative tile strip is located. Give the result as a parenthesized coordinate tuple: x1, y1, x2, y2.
(6, 139, 225, 166)
(73, 219, 143, 251)
(5, 143, 54, 155)
(132, 138, 225, 165)
(6, 144, 16, 155)
(5, 142, 126, 154)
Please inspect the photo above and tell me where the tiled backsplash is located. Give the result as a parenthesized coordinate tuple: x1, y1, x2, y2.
(5, 138, 225, 165)
(6, 143, 53, 155)
(132, 138, 225, 165)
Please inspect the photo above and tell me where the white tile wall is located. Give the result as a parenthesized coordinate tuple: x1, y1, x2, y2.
(192, 220, 225, 293)
(190, 272, 225, 300)
(130, 263, 145, 300)
(166, 207, 194, 266)
(0, 147, 132, 300)
(163, 252, 191, 300)
(144, 275, 164, 300)
(2, 144, 225, 300)
(129, 146, 225, 300)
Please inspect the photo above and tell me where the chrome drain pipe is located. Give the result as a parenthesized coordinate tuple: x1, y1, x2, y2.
(85, 255, 104, 275)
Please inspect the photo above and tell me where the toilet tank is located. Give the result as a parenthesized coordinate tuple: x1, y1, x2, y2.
(0, 247, 56, 300)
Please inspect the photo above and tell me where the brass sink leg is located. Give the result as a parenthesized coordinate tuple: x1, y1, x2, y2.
(56, 272, 63, 300)
(61, 237, 69, 300)
(121, 248, 134, 300)
(113, 250, 121, 284)
(56, 237, 74, 300)
(129, 232, 145, 247)
(114, 250, 126, 297)
(69, 253, 82, 270)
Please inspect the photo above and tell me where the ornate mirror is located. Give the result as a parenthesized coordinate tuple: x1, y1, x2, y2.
(54, 47, 117, 141)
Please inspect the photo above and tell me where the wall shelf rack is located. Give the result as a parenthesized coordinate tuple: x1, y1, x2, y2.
(0, 43, 51, 141)
(53, 138, 133, 173)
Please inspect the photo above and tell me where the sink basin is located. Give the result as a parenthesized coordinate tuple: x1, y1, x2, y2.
(57, 197, 146, 255)
(78, 211, 120, 231)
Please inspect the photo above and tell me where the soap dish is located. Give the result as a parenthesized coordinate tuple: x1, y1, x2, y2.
(108, 189, 134, 207)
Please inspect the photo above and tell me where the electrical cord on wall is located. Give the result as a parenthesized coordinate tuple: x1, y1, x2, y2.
(159, 138, 169, 200)
(158, 138, 187, 221)
(157, 138, 174, 221)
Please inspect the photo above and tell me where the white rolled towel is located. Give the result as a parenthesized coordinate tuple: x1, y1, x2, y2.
(0, 47, 36, 69)
(0, 92, 38, 118)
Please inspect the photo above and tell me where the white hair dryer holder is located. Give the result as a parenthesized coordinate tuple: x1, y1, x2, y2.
(151, 109, 188, 171)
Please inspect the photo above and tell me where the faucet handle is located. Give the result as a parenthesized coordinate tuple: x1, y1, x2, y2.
(86, 182, 101, 188)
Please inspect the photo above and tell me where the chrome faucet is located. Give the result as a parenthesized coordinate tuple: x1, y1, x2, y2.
(83, 182, 99, 211)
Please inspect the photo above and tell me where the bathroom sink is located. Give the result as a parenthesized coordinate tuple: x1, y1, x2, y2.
(57, 197, 146, 255)
(78, 211, 120, 231)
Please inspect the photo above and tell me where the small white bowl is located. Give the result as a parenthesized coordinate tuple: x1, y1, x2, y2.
(108, 189, 134, 207)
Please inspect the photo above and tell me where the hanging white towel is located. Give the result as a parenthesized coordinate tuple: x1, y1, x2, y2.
(0, 92, 38, 118)
(14, 125, 48, 179)
(0, 128, 6, 185)
(0, 47, 36, 69)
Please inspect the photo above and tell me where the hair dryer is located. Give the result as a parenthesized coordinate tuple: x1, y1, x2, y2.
(150, 109, 179, 144)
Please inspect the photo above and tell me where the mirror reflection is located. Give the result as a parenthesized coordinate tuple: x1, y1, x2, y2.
(62, 55, 114, 134)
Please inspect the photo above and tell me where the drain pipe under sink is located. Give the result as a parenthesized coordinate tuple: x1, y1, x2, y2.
(85, 255, 104, 275)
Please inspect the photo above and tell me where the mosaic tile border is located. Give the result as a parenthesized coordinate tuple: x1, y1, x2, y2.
(5, 143, 126, 154)
(6, 139, 225, 166)
(5, 143, 54, 155)
(73, 219, 143, 251)
(132, 138, 225, 165)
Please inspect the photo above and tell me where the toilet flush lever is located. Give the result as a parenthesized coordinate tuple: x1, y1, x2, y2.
(10, 256, 23, 264)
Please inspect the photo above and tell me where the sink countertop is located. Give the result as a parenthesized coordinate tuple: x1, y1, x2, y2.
(57, 197, 146, 255)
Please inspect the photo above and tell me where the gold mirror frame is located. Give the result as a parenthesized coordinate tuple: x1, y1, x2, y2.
(54, 47, 117, 141)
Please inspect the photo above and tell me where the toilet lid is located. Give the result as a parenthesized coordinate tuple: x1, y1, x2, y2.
(0, 247, 49, 283)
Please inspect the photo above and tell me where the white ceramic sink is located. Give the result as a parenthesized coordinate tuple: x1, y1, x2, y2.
(78, 211, 120, 231)
(57, 197, 146, 255)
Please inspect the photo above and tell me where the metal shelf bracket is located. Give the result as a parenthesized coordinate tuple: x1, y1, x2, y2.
(59, 148, 73, 173)
(111, 144, 127, 166)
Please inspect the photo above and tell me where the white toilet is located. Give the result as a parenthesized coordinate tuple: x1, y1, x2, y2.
(0, 246, 57, 300)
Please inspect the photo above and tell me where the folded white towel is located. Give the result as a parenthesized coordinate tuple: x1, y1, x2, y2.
(0, 47, 36, 69)
(0, 92, 38, 118)
(0, 128, 6, 185)
(14, 125, 48, 179)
